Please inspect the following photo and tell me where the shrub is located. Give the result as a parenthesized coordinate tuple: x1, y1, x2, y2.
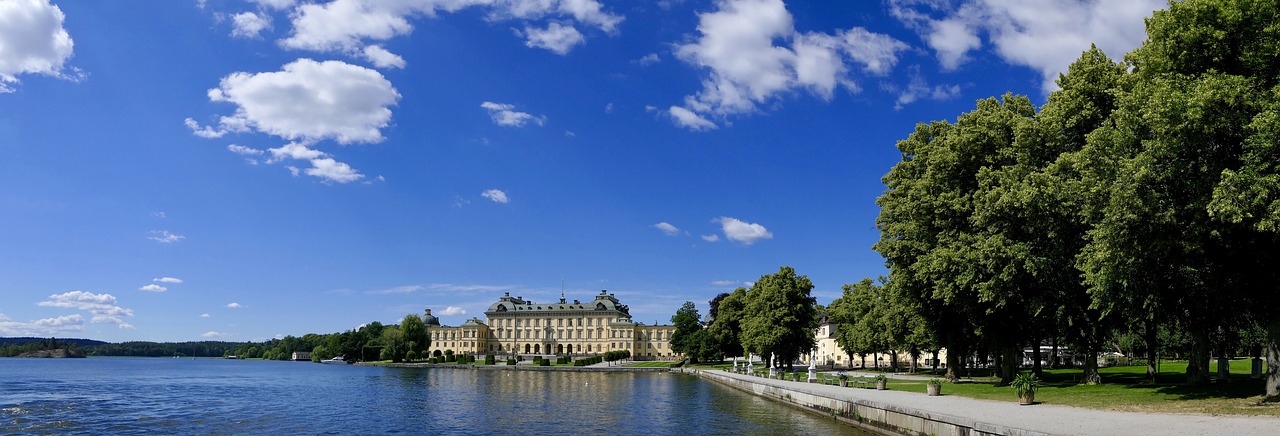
(484, 355, 496, 365)
(538, 359, 550, 366)
(406, 350, 418, 362)
(1011, 372, 1040, 398)
(428, 357, 437, 364)
(506, 359, 517, 365)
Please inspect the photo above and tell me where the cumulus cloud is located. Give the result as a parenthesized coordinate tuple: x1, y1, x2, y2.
(482, 188, 509, 204)
(0, 0, 79, 93)
(361, 45, 405, 69)
(523, 22, 585, 55)
(227, 144, 263, 156)
(653, 222, 681, 236)
(200, 313, 211, 318)
(710, 280, 737, 286)
(36, 291, 134, 329)
(481, 102, 545, 127)
(154, 277, 183, 284)
(188, 59, 397, 183)
(668, 106, 716, 131)
(230, 11, 271, 38)
(276, 0, 621, 63)
(201, 331, 229, 338)
(226, 302, 242, 308)
(670, 0, 907, 129)
(139, 284, 167, 292)
(701, 234, 720, 242)
(635, 53, 660, 66)
(439, 306, 467, 316)
(887, 0, 1164, 92)
(148, 230, 185, 243)
(0, 313, 85, 336)
(714, 217, 772, 245)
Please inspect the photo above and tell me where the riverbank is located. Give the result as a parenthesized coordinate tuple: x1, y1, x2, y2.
(683, 368, 1280, 436)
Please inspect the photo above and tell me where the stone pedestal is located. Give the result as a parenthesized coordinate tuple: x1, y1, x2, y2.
(1253, 358, 1264, 379)
(808, 367, 817, 383)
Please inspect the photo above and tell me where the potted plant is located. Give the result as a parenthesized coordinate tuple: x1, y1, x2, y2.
(926, 378, 943, 396)
(874, 374, 888, 390)
(1011, 372, 1039, 405)
(838, 373, 849, 388)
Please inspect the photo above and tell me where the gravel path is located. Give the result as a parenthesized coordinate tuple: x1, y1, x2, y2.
(707, 370, 1280, 436)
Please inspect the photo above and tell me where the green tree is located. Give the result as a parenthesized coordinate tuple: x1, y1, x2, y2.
(741, 266, 817, 370)
(707, 287, 747, 360)
(400, 313, 429, 355)
(669, 301, 704, 361)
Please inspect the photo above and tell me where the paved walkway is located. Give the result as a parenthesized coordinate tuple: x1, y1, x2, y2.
(704, 370, 1279, 436)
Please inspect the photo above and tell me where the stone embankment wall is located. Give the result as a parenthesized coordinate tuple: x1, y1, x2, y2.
(684, 369, 1049, 436)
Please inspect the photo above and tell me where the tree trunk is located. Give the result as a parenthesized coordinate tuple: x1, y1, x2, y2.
(890, 349, 899, 371)
(944, 348, 961, 382)
(1082, 344, 1101, 385)
(931, 349, 939, 374)
(1186, 328, 1211, 386)
(1217, 342, 1230, 383)
(909, 347, 920, 373)
(1032, 338, 1043, 377)
(1264, 320, 1280, 402)
(998, 346, 1018, 385)
(873, 352, 879, 369)
(1049, 338, 1059, 369)
(1145, 320, 1159, 383)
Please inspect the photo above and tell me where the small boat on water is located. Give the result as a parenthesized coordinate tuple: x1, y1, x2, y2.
(320, 356, 348, 365)
(225, 355, 238, 360)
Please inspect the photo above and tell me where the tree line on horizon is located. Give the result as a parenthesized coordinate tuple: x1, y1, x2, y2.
(668, 0, 1280, 402)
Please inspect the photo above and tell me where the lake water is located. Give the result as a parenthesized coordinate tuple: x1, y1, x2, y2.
(1, 358, 863, 435)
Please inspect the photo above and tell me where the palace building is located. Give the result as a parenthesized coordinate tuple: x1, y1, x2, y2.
(425, 290, 680, 360)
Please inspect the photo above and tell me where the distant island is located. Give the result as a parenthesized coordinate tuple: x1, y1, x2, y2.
(16, 348, 85, 358)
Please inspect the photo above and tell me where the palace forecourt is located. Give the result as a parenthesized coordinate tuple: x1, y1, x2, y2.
(424, 291, 678, 360)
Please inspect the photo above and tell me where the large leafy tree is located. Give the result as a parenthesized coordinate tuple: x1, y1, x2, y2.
(829, 278, 886, 368)
(1079, 0, 1280, 387)
(741, 266, 817, 370)
(400, 313, 430, 356)
(707, 287, 747, 360)
(670, 301, 704, 361)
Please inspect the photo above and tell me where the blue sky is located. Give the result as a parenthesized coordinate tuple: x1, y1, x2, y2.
(0, 0, 1164, 342)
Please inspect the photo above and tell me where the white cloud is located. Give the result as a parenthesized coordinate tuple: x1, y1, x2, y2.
(226, 302, 242, 308)
(714, 217, 772, 245)
(227, 144, 263, 156)
(276, 0, 621, 62)
(701, 234, 720, 242)
(230, 11, 271, 38)
(670, 0, 907, 129)
(653, 222, 681, 236)
(252, 0, 296, 11)
(888, 0, 1164, 92)
(36, 291, 134, 328)
(139, 284, 167, 292)
(148, 230, 185, 243)
(0, 0, 79, 93)
(200, 313, 211, 318)
(201, 331, 229, 338)
(711, 280, 737, 286)
(361, 45, 405, 69)
(482, 188, 509, 204)
(187, 59, 396, 183)
(668, 106, 717, 131)
(0, 313, 85, 336)
(154, 277, 183, 284)
(635, 53, 660, 66)
(523, 22, 585, 55)
(305, 157, 364, 184)
(481, 101, 545, 127)
(440, 306, 467, 316)
(894, 69, 960, 109)
(429, 283, 519, 293)
(369, 285, 427, 295)
(190, 58, 399, 144)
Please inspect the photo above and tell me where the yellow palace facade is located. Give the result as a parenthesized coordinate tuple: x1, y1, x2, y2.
(426, 291, 679, 360)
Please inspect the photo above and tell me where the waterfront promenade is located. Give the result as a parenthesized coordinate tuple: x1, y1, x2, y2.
(697, 369, 1279, 436)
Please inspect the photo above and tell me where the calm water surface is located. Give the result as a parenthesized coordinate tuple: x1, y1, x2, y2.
(1, 357, 863, 435)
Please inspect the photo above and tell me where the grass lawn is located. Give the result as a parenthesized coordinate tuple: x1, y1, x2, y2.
(692, 359, 1280, 416)
(627, 361, 675, 368)
(879, 359, 1280, 416)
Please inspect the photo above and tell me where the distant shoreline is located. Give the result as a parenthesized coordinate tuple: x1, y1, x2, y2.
(356, 362, 671, 373)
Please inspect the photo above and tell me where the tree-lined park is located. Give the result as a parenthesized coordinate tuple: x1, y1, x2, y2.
(671, 0, 1280, 405)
